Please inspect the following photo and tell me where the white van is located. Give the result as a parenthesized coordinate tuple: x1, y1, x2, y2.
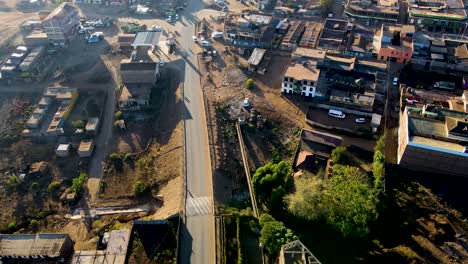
(328, 109, 346, 119)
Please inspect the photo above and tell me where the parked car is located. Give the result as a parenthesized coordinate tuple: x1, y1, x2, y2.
(355, 118, 365, 124)
(328, 109, 346, 119)
(211, 31, 224, 39)
(201, 40, 211, 47)
(150, 25, 163, 32)
(242, 98, 250, 108)
(192, 36, 198, 42)
(393, 77, 399, 86)
(341, 1, 345, 6)
(159, 60, 165, 67)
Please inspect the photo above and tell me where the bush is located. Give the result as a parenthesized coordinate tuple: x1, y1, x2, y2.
(331, 146, 350, 165)
(245, 78, 255, 90)
(30, 219, 39, 228)
(123, 153, 133, 162)
(114, 120, 121, 128)
(6, 175, 20, 189)
(72, 120, 85, 129)
(259, 214, 297, 255)
(7, 222, 16, 232)
(71, 172, 88, 195)
(110, 153, 121, 161)
(48, 181, 61, 192)
(115, 111, 123, 120)
(133, 180, 148, 196)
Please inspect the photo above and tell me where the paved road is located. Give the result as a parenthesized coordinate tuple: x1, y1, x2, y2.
(179, 0, 215, 263)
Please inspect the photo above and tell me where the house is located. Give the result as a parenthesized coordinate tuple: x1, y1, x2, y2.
(29, 161, 49, 176)
(374, 24, 414, 63)
(345, 0, 399, 23)
(131, 31, 161, 51)
(44, 87, 79, 135)
(407, 0, 467, 33)
(78, 140, 94, 158)
(85, 117, 100, 135)
(223, 12, 274, 48)
(24, 30, 49, 47)
(56, 144, 71, 157)
(0, 234, 73, 261)
(293, 129, 343, 174)
(329, 90, 375, 111)
(42, 2, 80, 45)
(317, 19, 353, 52)
(83, 0, 103, 4)
(292, 48, 326, 65)
(118, 83, 153, 109)
(120, 59, 159, 84)
(346, 28, 375, 57)
(247, 48, 269, 74)
(280, 21, 322, 50)
(398, 101, 468, 177)
(19, 46, 45, 72)
(282, 61, 321, 97)
(251, 0, 275, 10)
(72, 229, 131, 264)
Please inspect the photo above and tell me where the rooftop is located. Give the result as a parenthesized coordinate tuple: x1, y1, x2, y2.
(284, 62, 321, 82)
(409, 135, 467, 154)
(409, 0, 467, 20)
(78, 140, 94, 152)
(132, 31, 161, 47)
(0, 233, 70, 257)
(43, 2, 76, 22)
(293, 47, 326, 60)
(248, 48, 267, 66)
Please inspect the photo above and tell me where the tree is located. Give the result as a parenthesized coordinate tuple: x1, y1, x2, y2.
(259, 214, 298, 255)
(286, 165, 379, 237)
(331, 146, 350, 165)
(285, 176, 327, 221)
(325, 165, 378, 237)
(115, 111, 123, 120)
(71, 172, 88, 195)
(48, 181, 61, 192)
(133, 180, 148, 196)
(373, 151, 385, 191)
(252, 161, 292, 202)
(30, 219, 39, 228)
(245, 78, 255, 90)
(6, 175, 20, 189)
(72, 120, 85, 129)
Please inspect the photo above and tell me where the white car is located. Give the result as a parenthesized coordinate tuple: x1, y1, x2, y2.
(341, 1, 345, 6)
(150, 25, 163, 32)
(211, 31, 223, 39)
(355, 118, 365, 124)
(242, 98, 250, 108)
(214, 0, 224, 4)
(393, 77, 399, 86)
(192, 36, 198, 42)
(159, 60, 165, 67)
(201, 40, 211, 47)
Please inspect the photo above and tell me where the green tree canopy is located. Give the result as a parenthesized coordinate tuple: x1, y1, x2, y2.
(133, 180, 148, 196)
(331, 146, 350, 165)
(72, 120, 85, 129)
(71, 172, 88, 195)
(286, 165, 379, 237)
(259, 214, 298, 255)
(252, 161, 292, 202)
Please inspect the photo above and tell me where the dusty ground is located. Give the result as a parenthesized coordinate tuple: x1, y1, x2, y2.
(98, 68, 183, 219)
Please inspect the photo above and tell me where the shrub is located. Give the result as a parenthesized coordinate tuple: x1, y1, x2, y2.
(6, 175, 20, 189)
(133, 180, 148, 196)
(110, 153, 121, 161)
(245, 78, 255, 90)
(71, 172, 88, 195)
(123, 153, 133, 162)
(114, 120, 121, 128)
(331, 146, 350, 165)
(115, 111, 123, 120)
(72, 120, 85, 129)
(48, 181, 61, 192)
(30, 219, 39, 228)
(7, 222, 16, 232)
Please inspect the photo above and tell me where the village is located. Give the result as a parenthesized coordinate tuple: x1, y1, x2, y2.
(0, 0, 467, 263)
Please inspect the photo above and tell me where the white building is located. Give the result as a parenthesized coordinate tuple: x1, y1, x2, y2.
(281, 62, 320, 97)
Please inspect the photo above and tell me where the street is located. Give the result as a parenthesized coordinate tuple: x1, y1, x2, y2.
(178, 0, 215, 263)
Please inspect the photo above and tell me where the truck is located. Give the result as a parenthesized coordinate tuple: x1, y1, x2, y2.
(120, 22, 147, 33)
(434, 81, 456, 91)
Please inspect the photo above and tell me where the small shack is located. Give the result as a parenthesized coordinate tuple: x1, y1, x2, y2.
(78, 140, 94, 158)
(29, 161, 49, 177)
(85, 117, 100, 135)
(56, 144, 71, 157)
(247, 48, 270, 74)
